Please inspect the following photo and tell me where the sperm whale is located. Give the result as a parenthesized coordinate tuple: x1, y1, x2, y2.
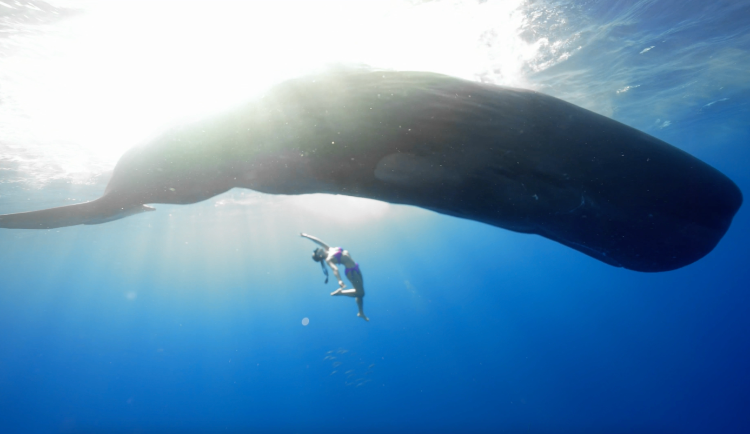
(0, 69, 742, 272)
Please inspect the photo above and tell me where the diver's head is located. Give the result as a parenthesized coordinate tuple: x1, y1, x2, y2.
(312, 248, 326, 262)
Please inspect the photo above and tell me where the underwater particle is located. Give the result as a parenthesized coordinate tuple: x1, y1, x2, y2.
(616, 84, 640, 94)
(301, 317, 309, 326)
(404, 280, 418, 295)
(704, 98, 729, 108)
(125, 291, 137, 300)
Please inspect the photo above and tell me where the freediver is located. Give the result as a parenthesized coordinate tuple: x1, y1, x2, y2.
(301, 233, 369, 322)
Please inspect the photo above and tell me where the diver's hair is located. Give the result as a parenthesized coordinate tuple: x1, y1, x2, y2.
(312, 248, 329, 284)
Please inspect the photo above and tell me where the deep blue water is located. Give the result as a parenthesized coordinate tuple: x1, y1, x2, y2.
(1, 1, 749, 433)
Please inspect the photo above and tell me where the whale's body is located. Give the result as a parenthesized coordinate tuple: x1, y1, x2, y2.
(0, 70, 742, 271)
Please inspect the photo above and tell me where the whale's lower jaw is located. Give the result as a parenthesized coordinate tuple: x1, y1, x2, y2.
(0, 197, 154, 229)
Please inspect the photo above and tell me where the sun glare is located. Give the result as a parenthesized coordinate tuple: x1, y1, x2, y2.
(285, 194, 391, 224)
(215, 191, 391, 224)
(1, 0, 538, 185)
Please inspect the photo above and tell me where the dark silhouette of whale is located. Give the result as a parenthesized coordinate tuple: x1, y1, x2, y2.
(0, 69, 742, 272)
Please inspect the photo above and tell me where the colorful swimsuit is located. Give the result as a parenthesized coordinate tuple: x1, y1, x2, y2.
(345, 263, 360, 277)
(332, 247, 364, 296)
(332, 247, 344, 263)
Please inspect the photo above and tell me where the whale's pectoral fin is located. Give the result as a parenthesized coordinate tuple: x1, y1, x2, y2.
(0, 198, 155, 229)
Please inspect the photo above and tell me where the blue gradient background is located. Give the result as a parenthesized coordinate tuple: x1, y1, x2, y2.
(1, 1, 749, 433)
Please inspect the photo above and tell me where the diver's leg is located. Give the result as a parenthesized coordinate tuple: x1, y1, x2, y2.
(350, 270, 368, 320)
(347, 269, 364, 297)
(333, 269, 356, 296)
(356, 297, 369, 321)
(333, 288, 358, 297)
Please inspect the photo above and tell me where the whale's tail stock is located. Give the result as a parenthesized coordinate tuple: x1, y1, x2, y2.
(0, 197, 154, 229)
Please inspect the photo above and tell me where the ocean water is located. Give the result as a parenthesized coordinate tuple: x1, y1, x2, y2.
(1, 1, 748, 433)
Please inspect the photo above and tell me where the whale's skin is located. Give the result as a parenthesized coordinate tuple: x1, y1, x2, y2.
(0, 69, 743, 272)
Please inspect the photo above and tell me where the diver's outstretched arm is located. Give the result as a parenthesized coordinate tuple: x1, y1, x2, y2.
(300, 233, 330, 250)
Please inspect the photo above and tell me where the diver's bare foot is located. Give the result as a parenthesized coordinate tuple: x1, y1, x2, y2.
(358, 312, 369, 321)
(330, 289, 342, 296)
